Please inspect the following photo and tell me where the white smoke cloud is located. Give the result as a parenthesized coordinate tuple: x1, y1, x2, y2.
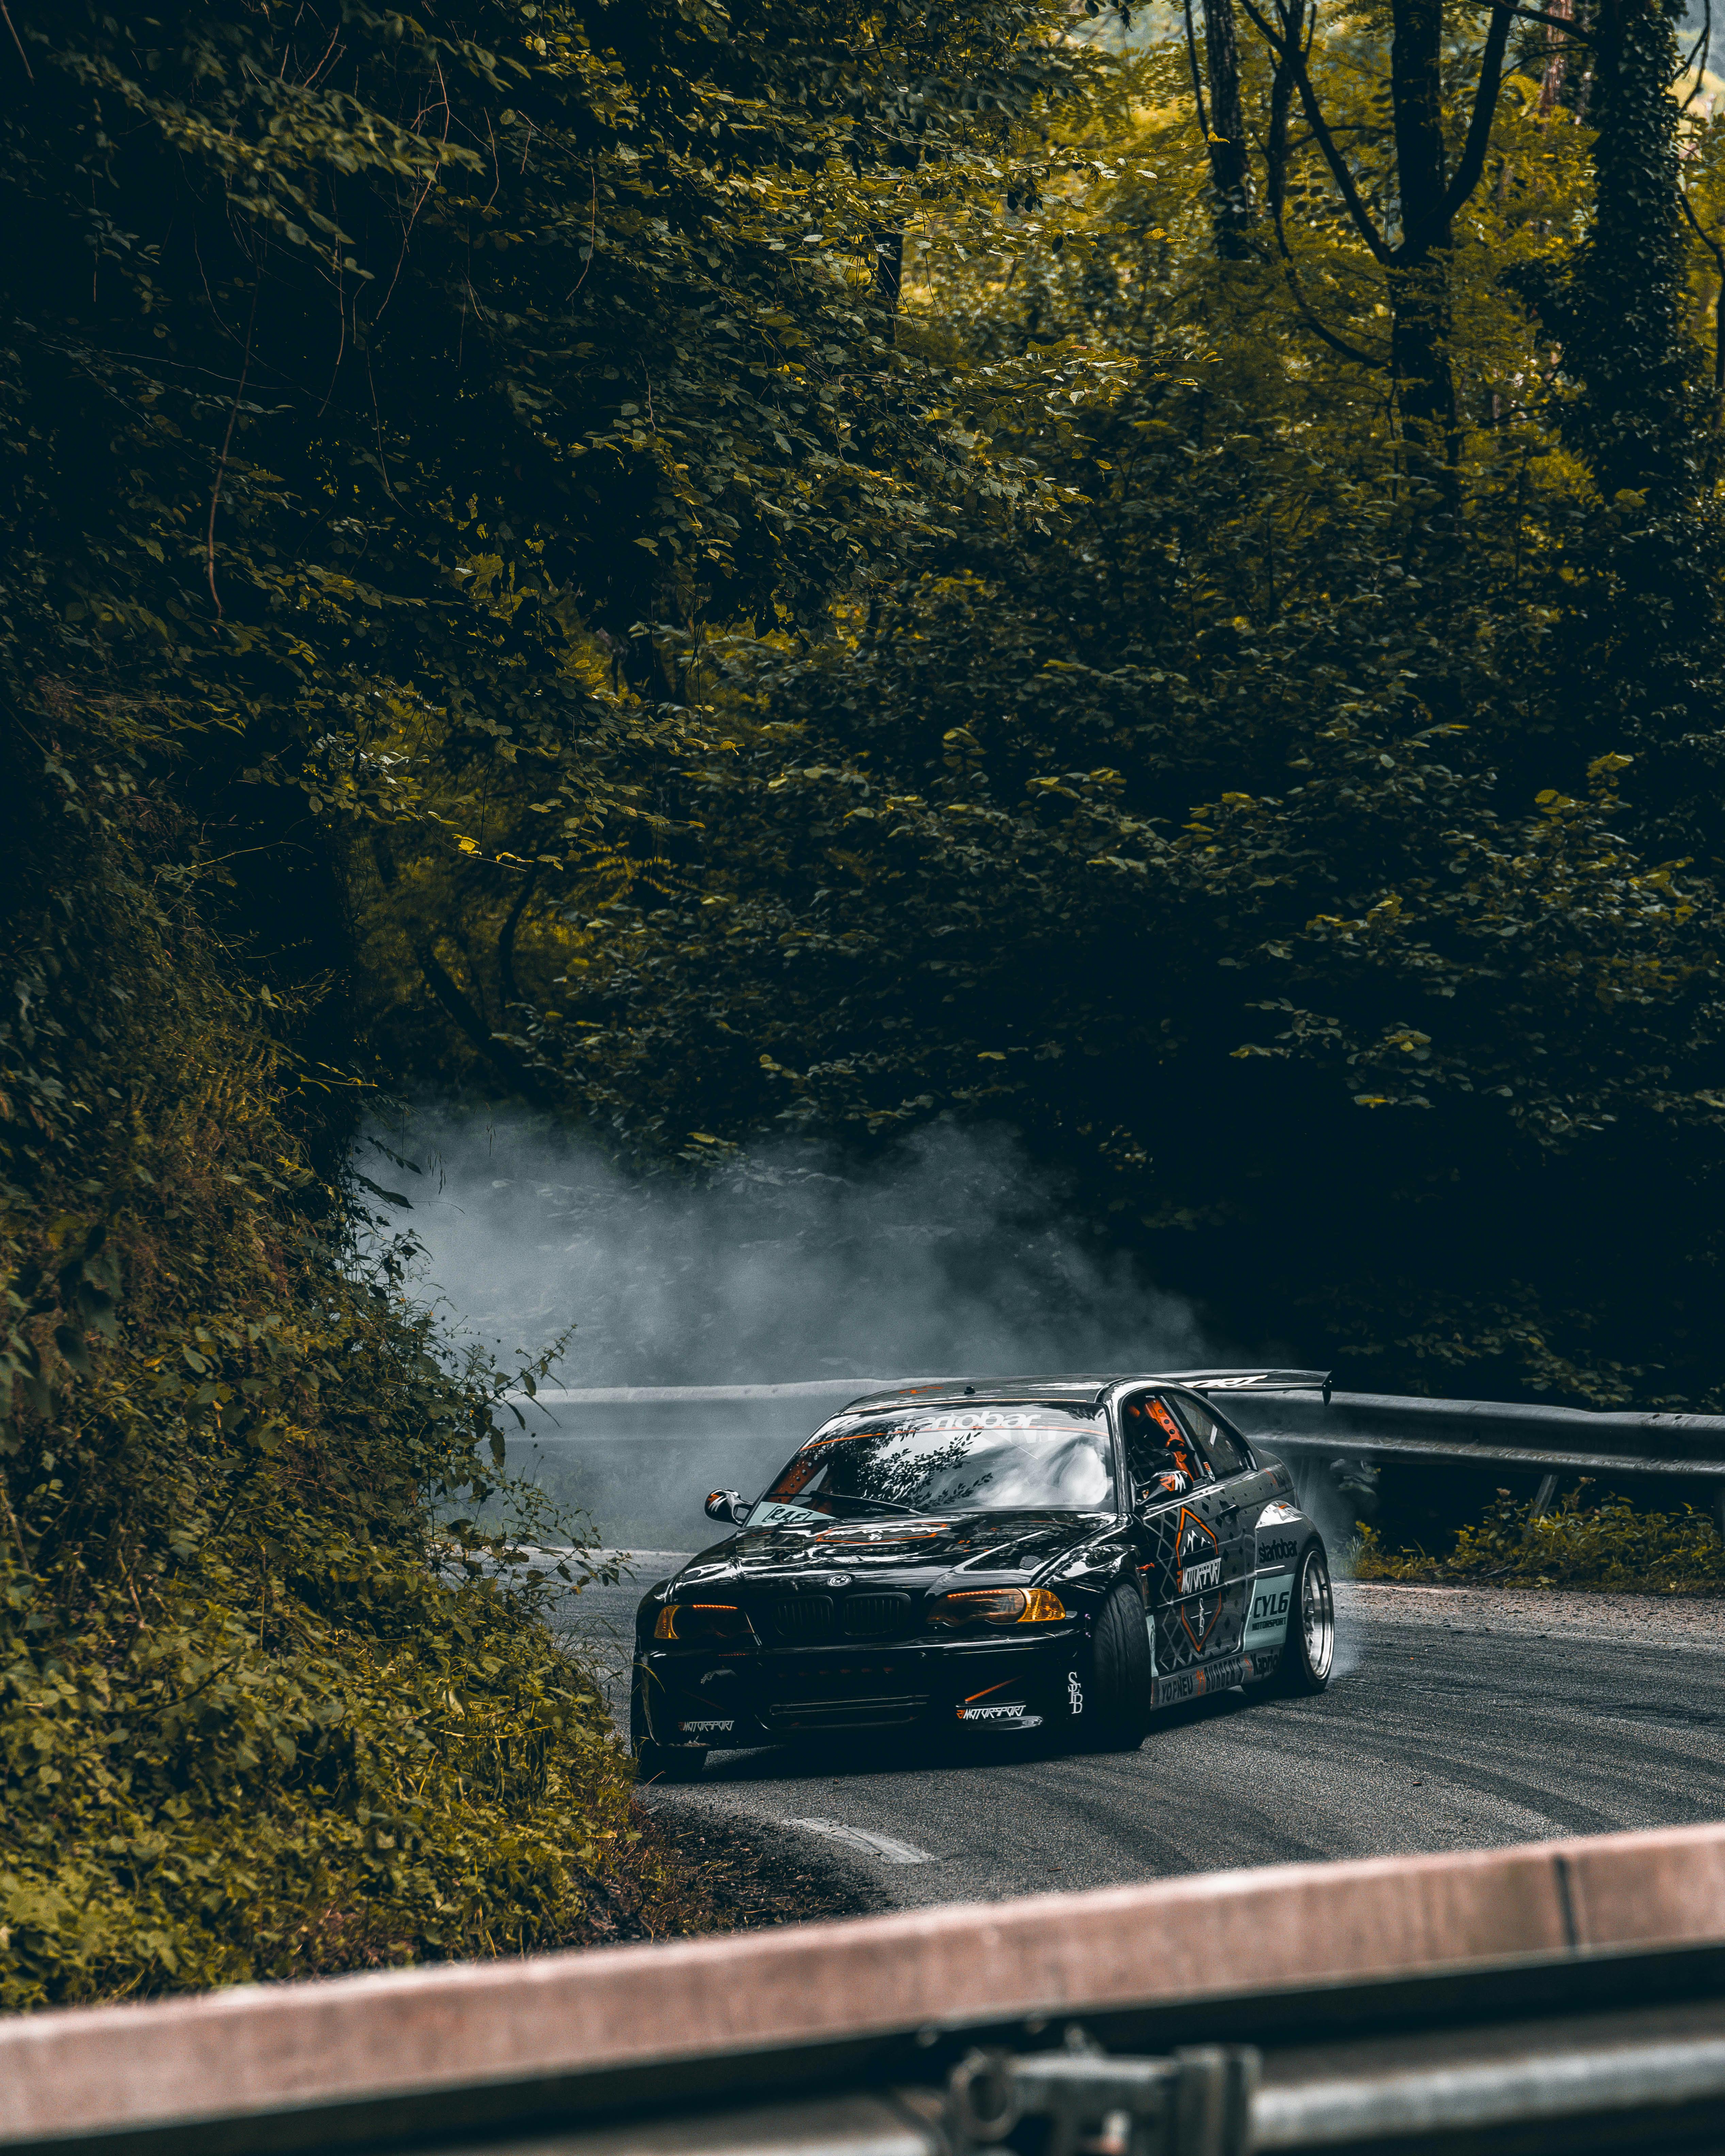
(354, 1111, 1216, 1388)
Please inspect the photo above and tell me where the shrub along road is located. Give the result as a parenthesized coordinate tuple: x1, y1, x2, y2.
(555, 1570, 1725, 1913)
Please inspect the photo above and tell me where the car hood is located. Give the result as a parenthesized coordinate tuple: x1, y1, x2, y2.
(672, 1508, 1113, 1586)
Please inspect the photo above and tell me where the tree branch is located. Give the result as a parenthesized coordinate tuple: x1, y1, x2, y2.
(1182, 0, 1214, 145)
(0, 2, 33, 80)
(496, 865, 538, 1013)
(1436, 0, 1515, 235)
(206, 280, 260, 620)
(1681, 0, 1712, 106)
(1237, 0, 1395, 262)
(1269, 167, 1389, 367)
(1679, 183, 1725, 397)
(1488, 3, 1593, 34)
(414, 938, 560, 1108)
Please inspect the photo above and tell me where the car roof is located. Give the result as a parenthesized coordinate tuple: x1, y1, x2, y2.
(839, 1368, 1328, 1414)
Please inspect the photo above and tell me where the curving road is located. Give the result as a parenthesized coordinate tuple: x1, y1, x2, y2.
(555, 1566, 1725, 1911)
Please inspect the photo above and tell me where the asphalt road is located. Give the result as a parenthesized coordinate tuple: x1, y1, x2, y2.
(554, 1560, 1725, 1912)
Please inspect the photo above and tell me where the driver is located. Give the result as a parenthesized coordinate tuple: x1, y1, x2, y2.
(1123, 1396, 1204, 1498)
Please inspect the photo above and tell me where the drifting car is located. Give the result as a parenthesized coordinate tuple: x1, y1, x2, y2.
(630, 1371, 1334, 1780)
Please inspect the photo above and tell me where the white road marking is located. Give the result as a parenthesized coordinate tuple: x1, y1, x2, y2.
(782, 1817, 937, 1865)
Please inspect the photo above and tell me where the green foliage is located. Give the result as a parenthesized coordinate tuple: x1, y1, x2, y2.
(454, 11, 1725, 1409)
(0, 684, 672, 2008)
(1354, 1483, 1725, 1592)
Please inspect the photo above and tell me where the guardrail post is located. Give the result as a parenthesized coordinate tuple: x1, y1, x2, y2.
(1171, 2046, 1257, 2156)
(944, 2043, 1258, 2156)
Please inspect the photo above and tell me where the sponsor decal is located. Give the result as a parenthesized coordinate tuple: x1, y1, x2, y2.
(1244, 1574, 1294, 1648)
(920, 1408, 1065, 1432)
(1176, 1510, 1218, 1568)
(1154, 1668, 1199, 1709)
(1068, 1670, 1085, 1716)
(1175, 1508, 1222, 1650)
(957, 1701, 1028, 1722)
(1257, 1501, 1301, 1528)
(1256, 1536, 1299, 1566)
(1152, 1656, 1249, 1710)
(677, 1718, 735, 1735)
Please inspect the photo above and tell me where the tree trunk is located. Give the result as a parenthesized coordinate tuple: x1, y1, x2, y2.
(1388, 0, 1458, 475)
(1560, 0, 1712, 849)
(1202, 0, 1254, 258)
(1264, 0, 1305, 230)
(1569, 0, 1695, 504)
(1537, 0, 1576, 112)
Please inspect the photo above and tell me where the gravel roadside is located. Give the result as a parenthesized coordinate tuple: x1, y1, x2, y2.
(1343, 1579, 1725, 1649)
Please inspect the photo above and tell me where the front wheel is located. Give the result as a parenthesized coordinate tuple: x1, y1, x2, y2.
(1273, 1543, 1336, 1695)
(630, 1663, 706, 1782)
(636, 1739, 706, 1783)
(1084, 1583, 1154, 1749)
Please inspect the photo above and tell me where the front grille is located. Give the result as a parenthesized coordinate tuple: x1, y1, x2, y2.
(841, 1592, 913, 1638)
(770, 1596, 835, 1642)
(764, 1693, 930, 1731)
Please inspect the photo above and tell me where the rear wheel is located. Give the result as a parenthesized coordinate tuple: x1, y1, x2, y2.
(1085, 1583, 1154, 1750)
(630, 1664, 707, 1782)
(1273, 1544, 1335, 1695)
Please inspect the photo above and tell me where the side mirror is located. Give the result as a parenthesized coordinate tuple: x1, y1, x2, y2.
(705, 1488, 749, 1525)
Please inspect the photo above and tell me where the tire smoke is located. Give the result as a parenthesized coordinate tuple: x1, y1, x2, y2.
(355, 1111, 1214, 1387)
(352, 1112, 1223, 1545)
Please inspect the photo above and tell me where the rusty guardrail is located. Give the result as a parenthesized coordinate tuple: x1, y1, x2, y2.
(12, 1823, 1725, 2153)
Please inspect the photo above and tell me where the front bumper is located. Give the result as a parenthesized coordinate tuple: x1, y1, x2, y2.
(637, 1626, 1086, 1747)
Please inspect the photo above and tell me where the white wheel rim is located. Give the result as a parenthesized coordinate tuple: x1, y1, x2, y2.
(1301, 1551, 1335, 1680)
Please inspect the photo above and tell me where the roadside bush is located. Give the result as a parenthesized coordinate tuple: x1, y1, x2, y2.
(1353, 1483, 1725, 1594)
(0, 696, 662, 2010)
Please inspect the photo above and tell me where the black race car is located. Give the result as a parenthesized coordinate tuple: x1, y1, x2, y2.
(629, 1373, 1334, 1780)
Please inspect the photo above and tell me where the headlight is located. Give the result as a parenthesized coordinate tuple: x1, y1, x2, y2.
(926, 1587, 1067, 1628)
(653, 1603, 751, 1641)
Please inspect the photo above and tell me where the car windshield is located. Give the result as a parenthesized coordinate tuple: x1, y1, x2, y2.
(749, 1402, 1115, 1526)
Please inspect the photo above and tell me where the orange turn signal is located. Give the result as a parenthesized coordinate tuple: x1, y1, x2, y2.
(654, 1603, 750, 1641)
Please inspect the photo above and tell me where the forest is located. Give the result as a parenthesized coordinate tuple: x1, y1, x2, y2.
(4, 0, 1725, 2000)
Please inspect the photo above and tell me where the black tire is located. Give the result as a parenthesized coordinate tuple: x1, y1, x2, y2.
(1085, 1583, 1154, 1750)
(1273, 1543, 1336, 1695)
(630, 1663, 706, 1782)
(636, 1740, 707, 1783)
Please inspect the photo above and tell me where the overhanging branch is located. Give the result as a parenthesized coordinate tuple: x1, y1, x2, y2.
(1237, 0, 1395, 263)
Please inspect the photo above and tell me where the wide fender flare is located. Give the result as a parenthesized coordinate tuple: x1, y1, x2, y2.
(1243, 1500, 1325, 1649)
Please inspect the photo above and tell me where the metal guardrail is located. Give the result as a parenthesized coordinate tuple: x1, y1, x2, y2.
(514, 1371, 1725, 1489)
(13, 1824, 1725, 2154)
